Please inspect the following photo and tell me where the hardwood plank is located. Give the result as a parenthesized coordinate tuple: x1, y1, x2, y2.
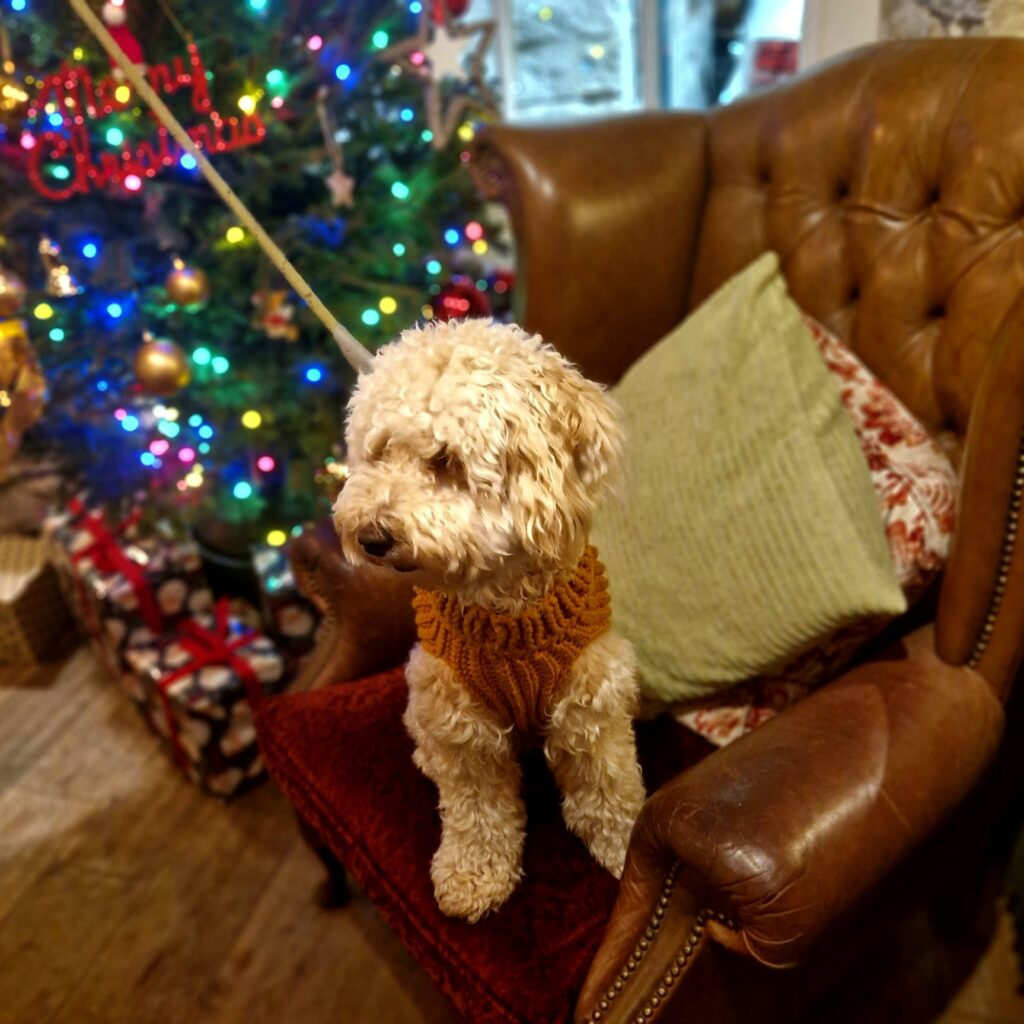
(198, 839, 456, 1024)
(0, 859, 141, 1024)
(46, 787, 296, 1024)
(0, 648, 102, 790)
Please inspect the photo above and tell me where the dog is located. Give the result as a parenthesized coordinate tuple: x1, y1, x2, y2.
(333, 318, 645, 922)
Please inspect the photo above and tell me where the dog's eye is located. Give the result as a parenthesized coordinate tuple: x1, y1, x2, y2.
(428, 447, 466, 487)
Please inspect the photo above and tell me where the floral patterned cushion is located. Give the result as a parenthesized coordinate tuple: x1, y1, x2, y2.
(674, 315, 958, 747)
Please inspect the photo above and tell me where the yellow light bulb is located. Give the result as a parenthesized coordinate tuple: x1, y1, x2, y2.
(472, 239, 489, 255)
(379, 296, 398, 315)
(114, 84, 131, 103)
(185, 472, 203, 488)
(421, 304, 434, 319)
(266, 529, 287, 547)
(589, 44, 606, 60)
(33, 303, 54, 320)
(72, 47, 85, 61)
(238, 94, 257, 115)
(226, 226, 245, 244)
(241, 410, 262, 429)
(457, 122, 475, 142)
(539, 5, 554, 21)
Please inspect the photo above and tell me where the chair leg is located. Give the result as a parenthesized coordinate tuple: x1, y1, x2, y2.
(295, 811, 351, 909)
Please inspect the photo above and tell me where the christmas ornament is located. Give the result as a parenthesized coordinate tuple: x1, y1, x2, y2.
(26, 41, 265, 202)
(0, 318, 46, 480)
(39, 238, 83, 298)
(316, 86, 355, 208)
(102, 1, 146, 78)
(164, 257, 210, 309)
(432, 277, 492, 322)
(377, 8, 497, 150)
(252, 290, 300, 341)
(0, 265, 27, 319)
(134, 330, 191, 396)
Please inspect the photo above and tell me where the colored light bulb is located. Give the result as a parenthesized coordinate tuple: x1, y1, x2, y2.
(241, 410, 262, 429)
(266, 529, 287, 547)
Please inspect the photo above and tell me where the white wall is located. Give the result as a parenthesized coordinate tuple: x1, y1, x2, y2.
(800, 0, 881, 69)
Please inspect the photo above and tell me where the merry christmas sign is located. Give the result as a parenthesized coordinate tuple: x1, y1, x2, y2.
(23, 42, 265, 201)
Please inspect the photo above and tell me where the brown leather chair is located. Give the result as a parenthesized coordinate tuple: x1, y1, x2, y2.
(288, 38, 1024, 1021)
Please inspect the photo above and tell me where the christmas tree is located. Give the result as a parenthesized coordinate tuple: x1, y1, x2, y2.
(0, 0, 509, 549)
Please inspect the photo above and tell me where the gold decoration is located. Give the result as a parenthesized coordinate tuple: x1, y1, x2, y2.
(0, 317, 46, 481)
(164, 257, 211, 308)
(39, 237, 82, 298)
(377, 9, 497, 150)
(134, 330, 191, 396)
(0, 28, 29, 131)
(0, 264, 26, 318)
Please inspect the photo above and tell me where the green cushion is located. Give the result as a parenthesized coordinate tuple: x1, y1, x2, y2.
(594, 252, 906, 703)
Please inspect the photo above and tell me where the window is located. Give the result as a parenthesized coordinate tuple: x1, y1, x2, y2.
(484, 0, 806, 121)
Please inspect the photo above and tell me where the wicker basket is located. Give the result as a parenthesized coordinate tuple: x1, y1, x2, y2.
(0, 535, 74, 664)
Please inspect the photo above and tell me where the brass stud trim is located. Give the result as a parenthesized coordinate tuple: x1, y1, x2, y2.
(580, 860, 739, 1024)
(967, 433, 1024, 668)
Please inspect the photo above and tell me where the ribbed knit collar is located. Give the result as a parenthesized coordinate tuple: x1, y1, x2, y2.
(413, 545, 608, 657)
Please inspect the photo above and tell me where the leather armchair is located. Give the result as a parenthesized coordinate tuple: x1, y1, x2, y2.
(286, 38, 1024, 1021)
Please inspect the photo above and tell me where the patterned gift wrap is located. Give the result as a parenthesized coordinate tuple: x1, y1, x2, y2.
(121, 600, 287, 797)
(252, 543, 321, 658)
(0, 535, 74, 665)
(43, 502, 214, 679)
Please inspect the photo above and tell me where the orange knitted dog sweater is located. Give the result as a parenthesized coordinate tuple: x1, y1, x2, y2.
(412, 545, 612, 732)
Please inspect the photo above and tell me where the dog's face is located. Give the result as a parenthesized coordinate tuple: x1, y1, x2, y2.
(333, 319, 623, 602)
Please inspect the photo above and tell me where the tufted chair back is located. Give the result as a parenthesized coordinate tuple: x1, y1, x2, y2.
(471, 38, 1024, 700)
(693, 38, 1024, 459)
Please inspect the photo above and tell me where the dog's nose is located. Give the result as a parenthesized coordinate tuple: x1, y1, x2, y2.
(358, 527, 394, 558)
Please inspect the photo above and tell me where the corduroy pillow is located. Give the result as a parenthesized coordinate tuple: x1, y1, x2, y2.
(593, 252, 906, 703)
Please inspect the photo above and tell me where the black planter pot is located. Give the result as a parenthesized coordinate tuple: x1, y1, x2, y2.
(192, 518, 262, 606)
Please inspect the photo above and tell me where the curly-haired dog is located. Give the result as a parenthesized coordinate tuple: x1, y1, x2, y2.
(333, 318, 645, 922)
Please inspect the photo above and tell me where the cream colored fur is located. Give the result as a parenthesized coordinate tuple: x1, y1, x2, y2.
(334, 318, 645, 922)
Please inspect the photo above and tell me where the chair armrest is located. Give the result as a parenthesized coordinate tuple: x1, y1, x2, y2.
(470, 112, 708, 384)
(575, 625, 1004, 1023)
(938, 290, 1024, 700)
(289, 520, 416, 687)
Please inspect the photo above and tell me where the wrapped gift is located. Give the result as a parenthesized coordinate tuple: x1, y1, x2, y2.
(0, 535, 75, 665)
(121, 599, 287, 797)
(44, 501, 214, 678)
(252, 542, 321, 658)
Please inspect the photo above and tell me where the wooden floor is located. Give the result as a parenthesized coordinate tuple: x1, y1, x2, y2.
(0, 648, 1021, 1024)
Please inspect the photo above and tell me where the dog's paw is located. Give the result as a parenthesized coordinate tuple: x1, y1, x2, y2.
(431, 841, 523, 922)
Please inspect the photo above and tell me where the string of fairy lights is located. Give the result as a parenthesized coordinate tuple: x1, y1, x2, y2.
(2, 0, 505, 548)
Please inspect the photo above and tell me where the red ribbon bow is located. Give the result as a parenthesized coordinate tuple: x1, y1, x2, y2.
(69, 504, 163, 633)
(153, 599, 263, 773)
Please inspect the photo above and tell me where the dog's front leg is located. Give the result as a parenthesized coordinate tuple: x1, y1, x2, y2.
(404, 645, 525, 922)
(544, 630, 646, 878)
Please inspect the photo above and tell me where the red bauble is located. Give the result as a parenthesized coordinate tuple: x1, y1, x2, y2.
(432, 278, 491, 322)
(432, 0, 470, 22)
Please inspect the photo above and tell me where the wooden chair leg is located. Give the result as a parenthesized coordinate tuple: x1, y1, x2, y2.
(295, 811, 351, 909)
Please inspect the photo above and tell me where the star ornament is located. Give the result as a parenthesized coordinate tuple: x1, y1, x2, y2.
(325, 168, 355, 208)
(377, 9, 497, 150)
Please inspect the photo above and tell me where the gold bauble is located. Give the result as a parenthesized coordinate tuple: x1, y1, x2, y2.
(165, 259, 210, 309)
(0, 316, 46, 479)
(0, 266, 26, 318)
(0, 317, 30, 383)
(134, 333, 191, 397)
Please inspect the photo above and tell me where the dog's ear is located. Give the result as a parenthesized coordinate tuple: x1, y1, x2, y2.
(559, 372, 625, 497)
